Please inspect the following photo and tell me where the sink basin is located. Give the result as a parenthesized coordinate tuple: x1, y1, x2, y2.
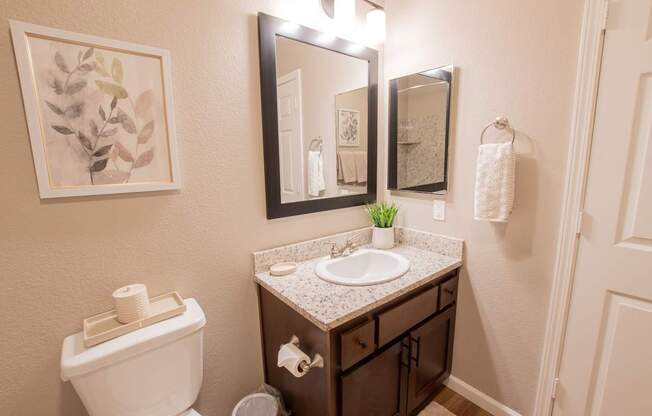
(314, 249, 411, 286)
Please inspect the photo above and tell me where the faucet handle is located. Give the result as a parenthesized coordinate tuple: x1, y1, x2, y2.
(322, 241, 341, 257)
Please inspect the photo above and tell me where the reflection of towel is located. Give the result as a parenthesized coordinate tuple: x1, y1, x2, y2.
(354, 152, 367, 183)
(474, 143, 515, 222)
(338, 152, 357, 183)
(308, 150, 326, 196)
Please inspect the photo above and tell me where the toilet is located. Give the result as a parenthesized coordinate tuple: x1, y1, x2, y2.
(60, 298, 206, 416)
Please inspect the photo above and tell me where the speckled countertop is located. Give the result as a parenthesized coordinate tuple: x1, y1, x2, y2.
(253, 227, 463, 331)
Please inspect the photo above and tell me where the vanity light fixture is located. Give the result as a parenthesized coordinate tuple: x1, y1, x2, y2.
(334, 0, 356, 33)
(366, 8, 385, 45)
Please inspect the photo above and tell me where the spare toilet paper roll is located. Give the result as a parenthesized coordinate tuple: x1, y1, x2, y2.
(277, 342, 311, 378)
(113, 284, 150, 324)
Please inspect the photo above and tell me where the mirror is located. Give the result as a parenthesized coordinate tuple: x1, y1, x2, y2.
(258, 13, 378, 219)
(388, 66, 453, 193)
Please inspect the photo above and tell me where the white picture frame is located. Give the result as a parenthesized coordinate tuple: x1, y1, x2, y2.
(337, 108, 360, 147)
(10, 20, 181, 198)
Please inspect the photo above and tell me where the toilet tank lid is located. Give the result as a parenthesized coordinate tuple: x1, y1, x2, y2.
(60, 298, 206, 381)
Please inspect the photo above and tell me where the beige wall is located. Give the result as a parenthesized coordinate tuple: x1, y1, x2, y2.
(383, 0, 583, 413)
(0, 1, 372, 415)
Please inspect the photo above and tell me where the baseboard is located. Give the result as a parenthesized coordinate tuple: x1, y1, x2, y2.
(444, 375, 522, 416)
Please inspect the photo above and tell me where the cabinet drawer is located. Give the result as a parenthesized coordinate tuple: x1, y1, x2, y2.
(439, 276, 458, 310)
(341, 320, 376, 370)
(377, 287, 438, 347)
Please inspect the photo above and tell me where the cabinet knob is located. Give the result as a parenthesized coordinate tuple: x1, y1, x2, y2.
(356, 339, 368, 349)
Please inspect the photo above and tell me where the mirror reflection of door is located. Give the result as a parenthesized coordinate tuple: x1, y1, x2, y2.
(275, 35, 368, 204)
(276, 69, 304, 203)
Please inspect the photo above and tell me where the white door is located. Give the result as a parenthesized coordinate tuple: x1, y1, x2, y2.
(555, 1, 652, 415)
(277, 69, 305, 203)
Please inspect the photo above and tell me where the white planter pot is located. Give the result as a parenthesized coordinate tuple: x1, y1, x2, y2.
(372, 226, 395, 249)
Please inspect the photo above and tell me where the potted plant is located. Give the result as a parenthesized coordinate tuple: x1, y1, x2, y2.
(366, 202, 399, 249)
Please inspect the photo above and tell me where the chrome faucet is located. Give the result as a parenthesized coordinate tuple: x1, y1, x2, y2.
(325, 234, 362, 258)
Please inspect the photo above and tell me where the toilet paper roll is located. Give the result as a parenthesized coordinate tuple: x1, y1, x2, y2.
(113, 284, 150, 324)
(277, 342, 311, 378)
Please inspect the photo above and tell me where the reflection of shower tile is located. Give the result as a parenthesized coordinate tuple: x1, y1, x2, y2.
(398, 115, 446, 188)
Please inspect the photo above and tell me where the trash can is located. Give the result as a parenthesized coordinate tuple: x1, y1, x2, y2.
(232, 393, 280, 416)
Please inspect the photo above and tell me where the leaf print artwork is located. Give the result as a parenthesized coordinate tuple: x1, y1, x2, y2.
(11, 20, 178, 197)
(337, 109, 361, 147)
(41, 44, 163, 184)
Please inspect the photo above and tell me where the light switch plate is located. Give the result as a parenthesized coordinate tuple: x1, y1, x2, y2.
(432, 199, 446, 221)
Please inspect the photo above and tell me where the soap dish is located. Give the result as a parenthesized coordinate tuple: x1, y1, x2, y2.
(270, 262, 298, 276)
(83, 291, 186, 348)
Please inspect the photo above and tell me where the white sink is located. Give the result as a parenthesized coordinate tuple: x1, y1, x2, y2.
(314, 249, 411, 286)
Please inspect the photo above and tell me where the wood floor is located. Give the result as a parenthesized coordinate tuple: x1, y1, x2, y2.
(430, 386, 494, 416)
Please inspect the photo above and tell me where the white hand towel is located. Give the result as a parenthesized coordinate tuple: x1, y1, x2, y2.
(308, 150, 326, 197)
(474, 142, 515, 222)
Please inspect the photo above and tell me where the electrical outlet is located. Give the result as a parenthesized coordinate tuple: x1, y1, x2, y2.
(432, 199, 446, 221)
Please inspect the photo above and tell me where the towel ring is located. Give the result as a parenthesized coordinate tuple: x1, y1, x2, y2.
(480, 117, 515, 144)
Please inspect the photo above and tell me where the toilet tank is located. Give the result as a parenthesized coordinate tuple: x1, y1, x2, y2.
(61, 298, 206, 416)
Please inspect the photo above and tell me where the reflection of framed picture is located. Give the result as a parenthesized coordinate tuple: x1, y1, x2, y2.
(337, 108, 360, 147)
(10, 20, 181, 198)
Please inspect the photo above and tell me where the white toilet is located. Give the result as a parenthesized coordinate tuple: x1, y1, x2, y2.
(61, 298, 206, 416)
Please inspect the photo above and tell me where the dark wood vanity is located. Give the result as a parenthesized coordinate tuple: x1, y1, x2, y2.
(257, 268, 459, 416)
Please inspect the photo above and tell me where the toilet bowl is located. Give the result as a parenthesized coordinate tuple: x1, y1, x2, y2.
(61, 298, 206, 416)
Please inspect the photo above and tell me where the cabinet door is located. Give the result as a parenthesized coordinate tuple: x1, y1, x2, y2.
(341, 340, 408, 416)
(406, 308, 455, 415)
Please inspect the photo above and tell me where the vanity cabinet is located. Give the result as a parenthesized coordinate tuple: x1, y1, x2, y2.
(257, 269, 459, 416)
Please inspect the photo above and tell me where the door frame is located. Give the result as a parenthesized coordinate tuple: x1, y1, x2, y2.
(533, 0, 610, 414)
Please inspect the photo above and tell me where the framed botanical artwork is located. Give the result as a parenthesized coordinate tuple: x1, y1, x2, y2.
(337, 108, 360, 147)
(10, 20, 181, 198)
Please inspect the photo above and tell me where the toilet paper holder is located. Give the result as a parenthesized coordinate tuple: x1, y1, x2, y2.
(285, 335, 324, 374)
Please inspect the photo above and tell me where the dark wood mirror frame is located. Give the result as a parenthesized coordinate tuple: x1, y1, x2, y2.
(387, 67, 452, 194)
(257, 13, 378, 219)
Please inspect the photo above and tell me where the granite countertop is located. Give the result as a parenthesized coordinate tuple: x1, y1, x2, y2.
(254, 229, 463, 331)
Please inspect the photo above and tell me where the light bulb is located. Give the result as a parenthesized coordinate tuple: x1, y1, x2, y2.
(335, 0, 356, 33)
(366, 9, 385, 45)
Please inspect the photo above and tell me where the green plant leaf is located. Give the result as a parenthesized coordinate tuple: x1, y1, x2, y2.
(65, 80, 87, 95)
(110, 96, 118, 110)
(111, 58, 123, 84)
(95, 80, 128, 99)
(93, 144, 113, 157)
(108, 117, 120, 124)
(64, 103, 84, 119)
(133, 148, 154, 168)
(90, 158, 109, 172)
(45, 101, 64, 115)
(54, 52, 69, 73)
(137, 121, 155, 144)
(77, 132, 93, 151)
(52, 125, 74, 135)
(99, 106, 106, 121)
(366, 202, 399, 228)
(82, 47, 94, 61)
(95, 50, 104, 64)
(114, 141, 134, 162)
